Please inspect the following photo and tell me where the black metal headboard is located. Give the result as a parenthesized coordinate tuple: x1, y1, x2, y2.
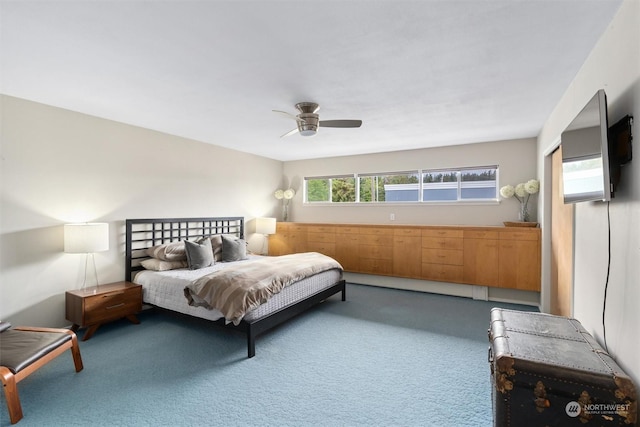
(125, 217, 244, 281)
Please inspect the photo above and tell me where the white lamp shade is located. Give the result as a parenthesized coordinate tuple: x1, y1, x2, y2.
(255, 217, 276, 235)
(64, 223, 109, 253)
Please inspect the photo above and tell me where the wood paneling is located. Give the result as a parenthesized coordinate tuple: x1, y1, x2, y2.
(269, 223, 541, 291)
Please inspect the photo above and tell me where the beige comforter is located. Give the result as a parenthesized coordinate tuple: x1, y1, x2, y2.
(184, 252, 343, 325)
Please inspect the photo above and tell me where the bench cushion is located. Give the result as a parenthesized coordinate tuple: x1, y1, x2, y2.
(0, 330, 72, 374)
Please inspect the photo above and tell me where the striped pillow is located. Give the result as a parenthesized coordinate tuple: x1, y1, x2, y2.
(146, 241, 187, 261)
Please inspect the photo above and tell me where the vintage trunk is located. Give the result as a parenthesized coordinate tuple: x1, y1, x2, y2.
(488, 308, 637, 426)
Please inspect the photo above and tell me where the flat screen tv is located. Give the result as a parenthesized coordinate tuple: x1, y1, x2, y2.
(561, 89, 611, 203)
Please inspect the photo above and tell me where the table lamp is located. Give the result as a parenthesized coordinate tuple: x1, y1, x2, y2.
(64, 223, 109, 290)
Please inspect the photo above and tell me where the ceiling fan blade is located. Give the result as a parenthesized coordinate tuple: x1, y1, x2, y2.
(319, 119, 363, 128)
(273, 110, 306, 123)
(280, 127, 299, 138)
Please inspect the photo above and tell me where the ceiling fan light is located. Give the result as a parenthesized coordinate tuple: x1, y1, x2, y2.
(299, 129, 317, 137)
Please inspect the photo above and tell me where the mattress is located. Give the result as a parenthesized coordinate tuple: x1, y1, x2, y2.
(133, 256, 343, 323)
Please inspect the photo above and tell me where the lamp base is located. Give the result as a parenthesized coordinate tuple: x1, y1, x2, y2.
(82, 253, 101, 292)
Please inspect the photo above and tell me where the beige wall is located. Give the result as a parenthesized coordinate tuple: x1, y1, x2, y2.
(0, 95, 283, 326)
(283, 138, 538, 226)
(537, 0, 639, 384)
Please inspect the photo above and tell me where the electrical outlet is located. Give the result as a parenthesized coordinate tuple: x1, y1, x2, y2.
(390, 213, 395, 221)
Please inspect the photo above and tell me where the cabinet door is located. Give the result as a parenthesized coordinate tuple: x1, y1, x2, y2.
(499, 240, 540, 291)
(307, 230, 336, 257)
(393, 234, 422, 278)
(359, 258, 393, 275)
(335, 226, 359, 271)
(287, 225, 308, 254)
(358, 228, 393, 275)
(335, 233, 359, 271)
(463, 238, 499, 286)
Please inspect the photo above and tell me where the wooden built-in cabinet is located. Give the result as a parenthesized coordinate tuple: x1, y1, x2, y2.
(269, 223, 541, 291)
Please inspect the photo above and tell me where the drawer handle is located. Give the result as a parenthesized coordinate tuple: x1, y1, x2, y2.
(106, 303, 126, 310)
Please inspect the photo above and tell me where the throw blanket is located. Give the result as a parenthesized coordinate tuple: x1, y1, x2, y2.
(184, 252, 343, 325)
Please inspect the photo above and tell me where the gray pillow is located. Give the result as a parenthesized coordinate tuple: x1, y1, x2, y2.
(221, 235, 248, 262)
(184, 238, 215, 270)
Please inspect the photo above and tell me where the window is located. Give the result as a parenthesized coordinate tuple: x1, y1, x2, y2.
(360, 171, 420, 202)
(305, 175, 356, 203)
(304, 166, 497, 204)
(460, 168, 497, 200)
(422, 170, 460, 201)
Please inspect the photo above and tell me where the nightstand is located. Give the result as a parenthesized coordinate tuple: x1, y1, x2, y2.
(65, 281, 142, 341)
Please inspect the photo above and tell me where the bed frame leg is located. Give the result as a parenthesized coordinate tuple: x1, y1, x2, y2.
(247, 330, 256, 358)
(341, 282, 346, 301)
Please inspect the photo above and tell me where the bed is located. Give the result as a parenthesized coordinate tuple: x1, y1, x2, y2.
(125, 217, 346, 358)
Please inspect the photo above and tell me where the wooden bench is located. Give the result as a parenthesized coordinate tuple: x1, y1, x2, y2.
(0, 323, 83, 424)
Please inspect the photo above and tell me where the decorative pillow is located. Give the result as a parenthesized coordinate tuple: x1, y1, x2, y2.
(146, 241, 187, 261)
(221, 235, 248, 262)
(140, 258, 188, 271)
(185, 238, 215, 270)
(199, 235, 224, 262)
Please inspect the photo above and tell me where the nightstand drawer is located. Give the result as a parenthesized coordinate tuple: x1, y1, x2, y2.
(84, 290, 141, 324)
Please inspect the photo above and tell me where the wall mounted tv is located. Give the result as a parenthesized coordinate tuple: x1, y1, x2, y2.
(561, 89, 611, 203)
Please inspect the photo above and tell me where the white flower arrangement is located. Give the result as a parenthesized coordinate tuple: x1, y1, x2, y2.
(283, 189, 295, 200)
(500, 179, 539, 222)
(274, 188, 295, 221)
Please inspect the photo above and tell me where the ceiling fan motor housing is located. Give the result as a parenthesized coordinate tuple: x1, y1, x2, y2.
(297, 113, 319, 136)
(295, 102, 320, 114)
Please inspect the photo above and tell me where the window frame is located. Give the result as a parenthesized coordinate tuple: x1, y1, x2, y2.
(303, 165, 499, 205)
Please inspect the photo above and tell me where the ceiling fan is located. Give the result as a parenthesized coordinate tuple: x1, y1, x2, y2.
(273, 102, 362, 137)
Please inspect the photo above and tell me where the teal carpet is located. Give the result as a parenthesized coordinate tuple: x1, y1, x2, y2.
(1, 284, 535, 427)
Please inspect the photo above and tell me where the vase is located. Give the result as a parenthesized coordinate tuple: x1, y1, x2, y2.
(283, 204, 289, 222)
(519, 201, 530, 222)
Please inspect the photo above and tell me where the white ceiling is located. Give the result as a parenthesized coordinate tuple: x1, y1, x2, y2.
(1, 1, 622, 161)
